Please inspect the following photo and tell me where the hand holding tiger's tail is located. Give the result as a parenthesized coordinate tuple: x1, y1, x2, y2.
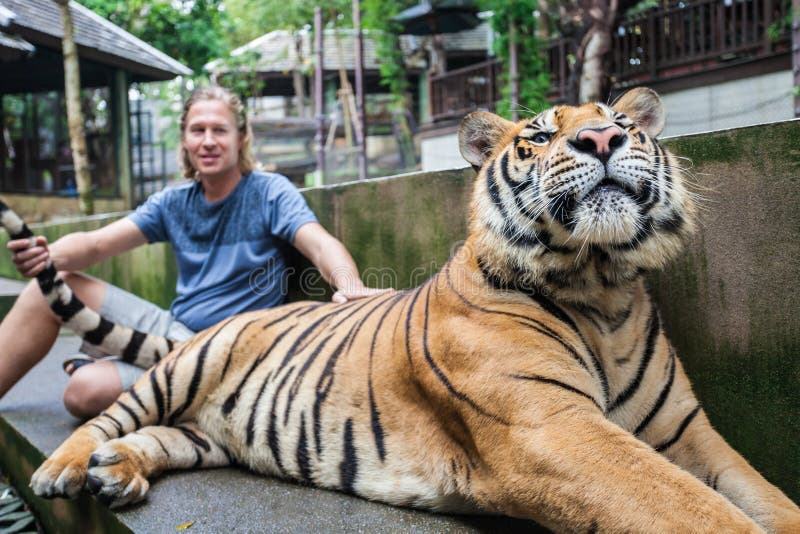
(0, 200, 176, 369)
(8, 235, 50, 278)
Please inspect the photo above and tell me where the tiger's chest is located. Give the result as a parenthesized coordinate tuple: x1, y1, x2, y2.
(566, 296, 672, 434)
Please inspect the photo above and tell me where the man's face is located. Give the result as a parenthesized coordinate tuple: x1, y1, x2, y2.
(182, 99, 242, 182)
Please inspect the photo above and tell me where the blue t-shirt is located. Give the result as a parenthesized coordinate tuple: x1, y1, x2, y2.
(128, 171, 318, 332)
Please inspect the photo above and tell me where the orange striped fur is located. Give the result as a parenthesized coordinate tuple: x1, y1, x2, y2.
(30, 88, 798, 532)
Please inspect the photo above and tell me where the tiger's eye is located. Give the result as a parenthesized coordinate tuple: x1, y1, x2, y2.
(532, 132, 552, 145)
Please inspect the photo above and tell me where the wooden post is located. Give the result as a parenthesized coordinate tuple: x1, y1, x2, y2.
(353, 0, 367, 180)
(56, 0, 93, 214)
(314, 7, 326, 184)
(509, 18, 519, 121)
(794, 0, 800, 117)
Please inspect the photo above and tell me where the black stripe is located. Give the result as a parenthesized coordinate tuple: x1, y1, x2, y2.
(121, 331, 147, 364)
(404, 285, 426, 366)
(169, 324, 229, 424)
(220, 318, 260, 380)
(609, 301, 660, 411)
(89, 423, 112, 440)
(340, 418, 358, 493)
(262, 303, 320, 329)
(312, 335, 351, 456)
(100, 412, 123, 437)
(150, 369, 165, 424)
(164, 360, 175, 416)
(223, 327, 294, 416)
(267, 367, 295, 473)
(500, 150, 541, 222)
(368, 296, 406, 462)
(451, 263, 592, 373)
(654, 405, 701, 453)
(114, 400, 141, 430)
(192, 447, 203, 469)
(342, 292, 403, 356)
(177, 425, 211, 452)
(83, 318, 115, 346)
(296, 412, 311, 483)
(127, 387, 149, 415)
(35, 264, 58, 294)
(421, 283, 509, 425)
(245, 371, 272, 447)
(50, 293, 84, 324)
(487, 156, 549, 250)
(276, 306, 358, 372)
(527, 292, 608, 403)
(283, 333, 335, 425)
(509, 374, 602, 411)
(634, 348, 676, 436)
(611, 216, 655, 251)
(150, 433, 171, 458)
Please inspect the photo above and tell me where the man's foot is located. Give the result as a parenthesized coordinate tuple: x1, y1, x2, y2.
(62, 356, 95, 376)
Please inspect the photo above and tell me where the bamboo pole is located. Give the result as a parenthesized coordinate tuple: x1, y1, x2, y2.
(314, 7, 326, 184)
(352, 0, 367, 180)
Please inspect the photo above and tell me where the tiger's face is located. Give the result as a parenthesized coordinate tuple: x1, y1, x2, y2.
(460, 88, 695, 288)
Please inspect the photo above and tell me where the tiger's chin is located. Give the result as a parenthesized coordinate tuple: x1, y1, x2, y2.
(571, 192, 641, 246)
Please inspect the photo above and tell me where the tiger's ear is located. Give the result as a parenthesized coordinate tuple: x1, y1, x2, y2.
(612, 87, 665, 138)
(458, 111, 515, 169)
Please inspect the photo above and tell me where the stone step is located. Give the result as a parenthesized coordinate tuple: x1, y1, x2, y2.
(0, 336, 542, 533)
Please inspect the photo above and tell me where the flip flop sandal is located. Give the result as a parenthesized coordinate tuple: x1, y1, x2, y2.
(62, 356, 95, 376)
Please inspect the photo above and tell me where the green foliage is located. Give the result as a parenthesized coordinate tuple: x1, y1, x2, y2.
(361, 0, 417, 103)
(224, 0, 354, 47)
(480, 0, 550, 118)
(76, 0, 230, 73)
(214, 50, 266, 101)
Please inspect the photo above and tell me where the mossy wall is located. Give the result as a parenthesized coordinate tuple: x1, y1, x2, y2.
(0, 122, 797, 501)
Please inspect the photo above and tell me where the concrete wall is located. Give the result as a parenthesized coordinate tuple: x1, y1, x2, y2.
(420, 131, 466, 172)
(0, 121, 797, 501)
(1, 194, 128, 224)
(660, 70, 795, 137)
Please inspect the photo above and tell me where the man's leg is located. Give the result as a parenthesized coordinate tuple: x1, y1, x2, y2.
(0, 273, 107, 398)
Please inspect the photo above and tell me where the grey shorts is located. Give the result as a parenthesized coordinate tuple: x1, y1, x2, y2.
(77, 283, 195, 389)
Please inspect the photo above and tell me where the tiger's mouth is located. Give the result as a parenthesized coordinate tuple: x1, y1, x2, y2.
(585, 177, 639, 201)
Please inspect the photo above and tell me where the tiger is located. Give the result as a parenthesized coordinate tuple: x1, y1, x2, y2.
(6, 87, 798, 532)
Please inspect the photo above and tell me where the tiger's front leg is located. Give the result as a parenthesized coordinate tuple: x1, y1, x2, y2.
(31, 315, 250, 500)
(636, 357, 800, 532)
(85, 423, 232, 508)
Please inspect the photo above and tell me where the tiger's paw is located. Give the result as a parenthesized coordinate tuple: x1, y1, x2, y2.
(30, 439, 98, 499)
(84, 441, 150, 508)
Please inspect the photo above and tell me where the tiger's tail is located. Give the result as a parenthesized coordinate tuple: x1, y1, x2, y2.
(0, 200, 176, 369)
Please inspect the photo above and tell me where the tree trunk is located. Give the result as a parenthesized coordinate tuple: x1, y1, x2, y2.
(292, 32, 307, 118)
(56, 0, 93, 215)
(577, 1, 618, 104)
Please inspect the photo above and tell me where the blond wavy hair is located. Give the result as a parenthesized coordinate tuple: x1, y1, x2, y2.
(179, 85, 257, 180)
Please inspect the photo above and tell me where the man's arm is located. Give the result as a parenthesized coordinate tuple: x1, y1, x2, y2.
(292, 222, 390, 303)
(8, 218, 148, 277)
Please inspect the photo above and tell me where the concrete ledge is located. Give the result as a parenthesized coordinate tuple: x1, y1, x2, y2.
(0, 337, 542, 533)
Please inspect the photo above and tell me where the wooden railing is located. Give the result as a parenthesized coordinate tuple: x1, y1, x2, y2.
(611, 0, 791, 85)
(428, 59, 500, 122)
(429, 0, 791, 119)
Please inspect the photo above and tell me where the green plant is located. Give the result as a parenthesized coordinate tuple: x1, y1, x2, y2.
(480, 0, 551, 118)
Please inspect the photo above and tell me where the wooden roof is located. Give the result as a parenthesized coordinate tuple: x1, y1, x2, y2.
(0, 0, 190, 93)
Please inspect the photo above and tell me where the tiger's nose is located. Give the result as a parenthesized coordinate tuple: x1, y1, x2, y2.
(570, 126, 625, 163)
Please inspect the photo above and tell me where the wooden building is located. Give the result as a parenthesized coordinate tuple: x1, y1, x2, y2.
(0, 0, 190, 219)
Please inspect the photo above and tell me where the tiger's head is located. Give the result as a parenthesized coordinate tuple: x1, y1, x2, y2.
(459, 88, 696, 303)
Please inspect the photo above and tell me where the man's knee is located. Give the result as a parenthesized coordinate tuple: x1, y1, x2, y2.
(63, 361, 122, 419)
